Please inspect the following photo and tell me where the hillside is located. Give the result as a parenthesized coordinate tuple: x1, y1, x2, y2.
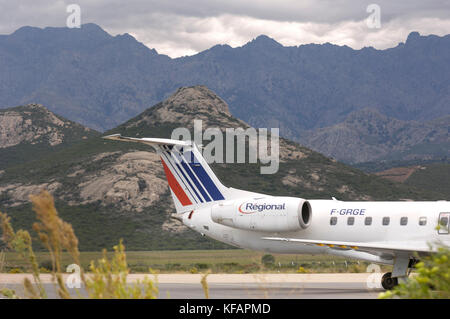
(301, 109, 449, 163)
(0, 103, 99, 170)
(375, 163, 450, 198)
(405, 163, 450, 197)
(0, 86, 445, 251)
(0, 24, 448, 164)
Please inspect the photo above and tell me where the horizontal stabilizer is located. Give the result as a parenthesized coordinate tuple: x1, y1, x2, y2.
(102, 134, 190, 147)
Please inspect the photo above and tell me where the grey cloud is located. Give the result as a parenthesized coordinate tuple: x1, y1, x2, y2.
(85, 0, 450, 24)
(2, 0, 450, 30)
(0, 0, 449, 57)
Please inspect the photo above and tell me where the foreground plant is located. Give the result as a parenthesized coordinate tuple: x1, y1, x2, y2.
(379, 246, 450, 299)
(200, 272, 210, 299)
(0, 190, 158, 299)
(85, 240, 158, 299)
(0, 211, 47, 298)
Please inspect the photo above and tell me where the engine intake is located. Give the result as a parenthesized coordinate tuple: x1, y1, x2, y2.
(300, 201, 312, 229)
(211, 197, 312, 232)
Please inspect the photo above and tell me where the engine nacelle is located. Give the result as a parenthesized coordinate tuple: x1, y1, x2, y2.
(211, 196, 312, 232)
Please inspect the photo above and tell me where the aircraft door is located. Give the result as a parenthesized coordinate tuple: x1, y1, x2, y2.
(438, 212, 450, 234)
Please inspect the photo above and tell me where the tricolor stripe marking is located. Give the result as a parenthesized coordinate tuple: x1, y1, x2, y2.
(161, 152, 198, 204)
(162, 150, 203, 203)
(162, 146, 209, 203)
(173, 151, 212, 202)
(160, 157, 192, 206)
(159, 144, 225, 203)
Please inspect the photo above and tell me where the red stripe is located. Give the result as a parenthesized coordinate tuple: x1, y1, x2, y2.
(160, 157, 192, 206)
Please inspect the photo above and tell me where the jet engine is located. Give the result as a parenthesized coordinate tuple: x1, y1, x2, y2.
(211, 197, 311, 232)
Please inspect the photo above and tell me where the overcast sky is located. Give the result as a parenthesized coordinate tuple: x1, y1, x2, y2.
(1, 0, 450, 57)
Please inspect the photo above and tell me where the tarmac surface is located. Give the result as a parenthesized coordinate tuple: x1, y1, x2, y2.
(0, 273, 384, 299)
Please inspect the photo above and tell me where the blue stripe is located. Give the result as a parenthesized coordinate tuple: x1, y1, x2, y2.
(164, 146, 204, 203)
(174, 161, 203, 203)
(161, 152, 197, 204)
(183, 151, 225, 201)
(175, 152, 212, 202)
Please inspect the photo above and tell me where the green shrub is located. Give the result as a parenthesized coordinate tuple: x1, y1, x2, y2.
(261, 254, 275, 266)
(296, 266, 308, 273)
(189, 267, 198, 274)
(8, 268, 22, 274)
(39, 259, 53, 272)
(379, 247, 450, 299)
(194, 263, 210, 270)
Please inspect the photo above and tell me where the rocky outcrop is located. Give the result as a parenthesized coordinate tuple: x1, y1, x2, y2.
(76, 151, 167, 212)
(0, 103, 96, 148)
(0, 182, 61, 207)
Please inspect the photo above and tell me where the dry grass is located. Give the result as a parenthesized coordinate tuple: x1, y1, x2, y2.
(200, 272, 210, 299)
(0, 190, 158, 299)
(1, 249, 391, 274)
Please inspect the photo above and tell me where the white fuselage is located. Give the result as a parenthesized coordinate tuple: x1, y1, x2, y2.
(182, 198, 450, 264)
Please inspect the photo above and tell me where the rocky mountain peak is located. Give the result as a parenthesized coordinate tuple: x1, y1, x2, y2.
(406, 31, 421, 44)
(247, 35, 282, 47)
(166, 85, 231, 115)
(24, 103, 46, 110)
(125, 86, 247, 130)
(344, 108, 389, 124)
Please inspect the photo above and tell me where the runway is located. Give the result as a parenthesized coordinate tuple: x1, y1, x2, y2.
(0, 273, 384, 299)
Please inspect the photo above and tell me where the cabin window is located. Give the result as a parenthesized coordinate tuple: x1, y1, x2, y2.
(419, 217, 427, 226)
(382, 217, 390, 226)
(364, 217, 372, 226)
(330, 217, 337, 225)
(347, 217, 355, 225)
(438, 213, 450, 234)
(400, 217, 408, 226)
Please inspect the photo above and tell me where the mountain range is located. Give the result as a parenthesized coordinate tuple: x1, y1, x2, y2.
(301, 108, 449, 163)
(0, 24, 448, 164)
(1, 86, 445, 251)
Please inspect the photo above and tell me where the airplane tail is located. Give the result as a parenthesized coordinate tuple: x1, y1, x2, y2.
(103, 134, 259, 214)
